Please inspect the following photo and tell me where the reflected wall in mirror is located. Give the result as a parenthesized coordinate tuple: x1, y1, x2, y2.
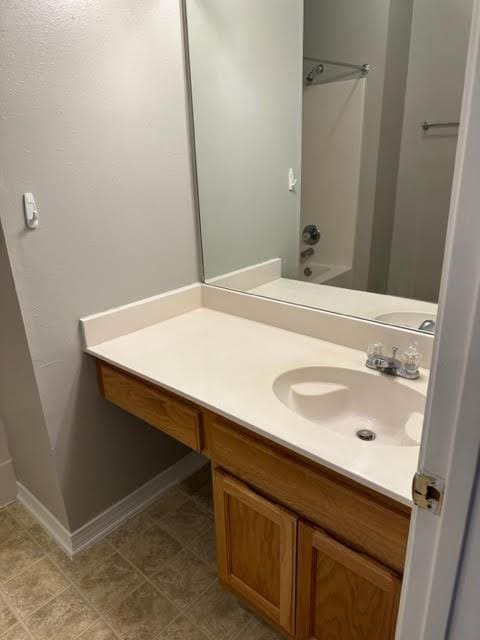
(185, 0, 473, 332)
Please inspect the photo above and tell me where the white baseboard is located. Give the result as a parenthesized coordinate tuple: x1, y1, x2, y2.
(17, 451, 207, 557)
(0, 459, 17, 508)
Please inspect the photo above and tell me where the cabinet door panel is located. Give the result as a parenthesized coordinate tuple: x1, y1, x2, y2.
(297, 522, 401, 640)
(213, 469, 297, 634)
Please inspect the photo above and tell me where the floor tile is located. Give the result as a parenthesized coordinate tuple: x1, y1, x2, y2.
(75, 553, 144, 614)
(2, 557, 69, 618)
(76, 620, 117, 640)
(117, 524, 181, 577)
(151, 549, 215, 610)
(191, 481, 213, 513)
(158, 615, 208, 640)
(107, 583, 179, 640)
(0, 594, 17, 636)
(187, 522, 217, 571)
(6, 504, 36, 530)
(49, 541, 115, 582)
(26, 524, 56, 553)
(0, 531, 44, 584)
(5, 503, 56, 555)
(144, 488, 189, 525)
(0, 624, 30, 640)
(159, 499, 213, 546)
(179, 465, 212, 496)
(237, 617, 284, 640)
(0, 470, 282, 640)
(106, 512, 153, 550)
(188, 581, 252, 640)
(0, 512, 22, 543)
(25, 586, 97, 640)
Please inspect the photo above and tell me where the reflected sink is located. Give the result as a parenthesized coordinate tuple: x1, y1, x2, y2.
(375, 311, 436, 331)
(273, 367, 425, 447)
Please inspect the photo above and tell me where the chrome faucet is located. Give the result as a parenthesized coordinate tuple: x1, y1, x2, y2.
(366, 343, 421, 380)
(418, 319, 436, 334)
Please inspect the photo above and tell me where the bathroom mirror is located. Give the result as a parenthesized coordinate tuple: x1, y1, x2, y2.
(185, 0, 473, 332)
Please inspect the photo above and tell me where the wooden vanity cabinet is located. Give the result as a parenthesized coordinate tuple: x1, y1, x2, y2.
(95, 360, 409, 640)
(296, 522, 401, 640)
(205, 414, 409, 575)
(213, 469, 401, 640)
(213, 469, 297, 635)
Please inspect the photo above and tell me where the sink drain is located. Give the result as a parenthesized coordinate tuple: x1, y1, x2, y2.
(356, 429, 376, 442)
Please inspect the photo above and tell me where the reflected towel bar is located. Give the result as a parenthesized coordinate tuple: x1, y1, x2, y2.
(421, 120, 460, 131)
(304, 56, 369, 83)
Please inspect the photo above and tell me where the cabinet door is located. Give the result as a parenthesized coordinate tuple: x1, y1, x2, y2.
(213, 469, 297, 635)
(296, 522, 401, 640)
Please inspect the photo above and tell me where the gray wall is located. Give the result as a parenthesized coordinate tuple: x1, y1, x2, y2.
(447, 464, 480, 638)
(0, 227, 67, 522)
(187, 0, 303, 280)
(388, 0, 473, 302)
(0, 417, 16, 507)
(368, 0, 414, 293)
(0, 0, 200, 530)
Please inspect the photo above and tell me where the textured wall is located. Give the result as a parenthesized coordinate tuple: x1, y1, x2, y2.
(0, 226, 67, 521)
(187, 0, 303, 280)
(0, 0, 200, 529)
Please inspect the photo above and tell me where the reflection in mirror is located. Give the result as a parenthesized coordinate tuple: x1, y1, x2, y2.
(185, 0, 473, 332)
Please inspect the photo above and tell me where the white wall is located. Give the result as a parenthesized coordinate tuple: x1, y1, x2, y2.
(388, 0, 473, 302)
(187, 0, 303, 280)
(304, 0, 392, 290)
(301, 79, 365, 276)
(0, 0, 200, 530)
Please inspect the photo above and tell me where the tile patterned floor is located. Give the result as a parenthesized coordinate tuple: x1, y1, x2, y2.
(0, 464, 282, 640)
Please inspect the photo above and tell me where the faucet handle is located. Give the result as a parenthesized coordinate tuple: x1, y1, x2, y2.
(367, 342, 384, 361)
(402, 343, 422, 376)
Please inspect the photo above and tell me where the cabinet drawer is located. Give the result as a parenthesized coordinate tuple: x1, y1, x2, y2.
(206, 415, 410, 574)
(97, 362, 202, 451)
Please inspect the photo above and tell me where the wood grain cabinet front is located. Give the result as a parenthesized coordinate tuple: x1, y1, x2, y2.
(206, 414, 409, 575)
(296, 521, 401, 640)
(94, 358, 407, 639)
(97, 362, 202, 451)
(213, 469, 298, 636)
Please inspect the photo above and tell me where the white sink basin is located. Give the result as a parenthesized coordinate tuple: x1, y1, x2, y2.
(273, 367, 425, 447)
(375, 311, 436, 330)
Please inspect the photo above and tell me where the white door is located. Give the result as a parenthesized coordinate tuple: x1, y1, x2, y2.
(396, 1, 480, 637)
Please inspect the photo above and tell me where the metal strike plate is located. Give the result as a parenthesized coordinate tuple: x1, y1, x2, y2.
(412, 471, 444, 515)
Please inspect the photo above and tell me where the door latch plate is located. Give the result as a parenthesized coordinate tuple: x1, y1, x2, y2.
(412, 472, 444, 515)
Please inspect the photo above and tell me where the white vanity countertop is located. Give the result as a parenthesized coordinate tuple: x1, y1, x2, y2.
(85, 306, 427, 506)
